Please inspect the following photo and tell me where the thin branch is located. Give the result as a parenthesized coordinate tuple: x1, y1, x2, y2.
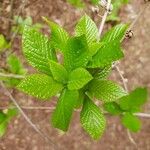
(0, 72, 25, 79)
(98, 0, 112, 40)
(0, 106, 55, 110)
(0, 81, 60, 150)
(1, 105, 150, 118)
(115, 65, 128, 92)
(7, 0, 14, 37)
(134, 113, 150, 118)
(127, 130, 138, 148)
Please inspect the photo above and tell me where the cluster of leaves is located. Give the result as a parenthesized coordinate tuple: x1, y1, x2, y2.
(104, 87, 148, 132)
(0, 108, 18, 137)
(0, 54, 27, 87)
(12, 16, 42, 35)
(17, 15, 148, 140)
(0, 34, 11, 53)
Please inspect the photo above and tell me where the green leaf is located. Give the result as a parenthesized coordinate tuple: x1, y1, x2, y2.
(0, 112, 7, 124)
(88, 80, 127, 102)
(88, 42, 104, 58)
(121, 113, 141, 132)
(6, 108, 18, 119)
(68, 68, 93, 90)
(101, 24, 128, 42)
(93, 65, 112, 79)
(49, 60, 68, 84)
(0, 34, 10, 51)
(43, 17, 69, 52)
(23, 26, 57, 75)
(87, 40, 124, 68)
(103, 102, 123, 115)
(7, 54, 27, 75)
(75, 15, 98, 44)
(80, 97, 106, 139)
(0, 111, 8, 137)
(0, 121, 8, 137)
(75, 89, 85, 108)
(64, 35, 89, 71)
(51, 89, 79, 131)
(17, 74, 63, 99)
(119, 87, 148, 111)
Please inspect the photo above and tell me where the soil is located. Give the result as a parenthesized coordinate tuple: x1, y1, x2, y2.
(0, 0, 150, 150)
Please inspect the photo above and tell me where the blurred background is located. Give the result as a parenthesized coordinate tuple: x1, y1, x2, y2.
(0, 0, 150, 149)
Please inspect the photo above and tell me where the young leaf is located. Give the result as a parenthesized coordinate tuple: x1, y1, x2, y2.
(68, 68, 93, 90)
(23, 26, 57, 75)
(51, 89, 79, 131)
(101, 24, 128, 42)
(64, 35, 89, 71)
(7, 54, 27, 75)
(43, 17, 69, 52)
(0, 34, 10, 51)
(49, 60, 68, 84)
(17, 74, 63, 99)
(103, 102, 123, 115)
(88, 80, 127, 102)
(121, 113, 141, 132)
(80, 97, 106, 139)
(75, 15, 98, 44)
(75, 89, 85, 108)
(0, 121, 8, 137)
(87, 40, 124, 68)
(119, 87, 148, 111)
(88, 42, 104, 58)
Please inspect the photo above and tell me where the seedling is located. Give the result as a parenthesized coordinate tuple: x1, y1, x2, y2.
(16, 15, 148, 139)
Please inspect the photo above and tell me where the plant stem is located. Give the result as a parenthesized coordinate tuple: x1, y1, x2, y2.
(98, 0, 112, 40)
(0, 72, 25, 79)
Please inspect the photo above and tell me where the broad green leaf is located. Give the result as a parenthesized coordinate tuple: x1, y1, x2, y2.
(43, 17, 69, 52)
(75, 15, 98, 44)
(101, 24, 128, 42)
(49, 60, 68, 84)
(64, 35, 89, 71)
(119, 87, 148, 111)
(121, 113, 141, 132)
(68, 68, 93, 90)
(23, 26, 57, 75)
(67, 0, 84, 8)
(93, 65, 112, 79)
(17, 74, 63, 99)
(51, 89, 79, 131)
(88, 80, 127, 102)
(103, 102, 123, 115)
(80, 98, 106, 139)
(87, 40, 124, 68)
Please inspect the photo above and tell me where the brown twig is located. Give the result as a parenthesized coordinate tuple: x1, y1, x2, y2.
(0, 81, 60, 150)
